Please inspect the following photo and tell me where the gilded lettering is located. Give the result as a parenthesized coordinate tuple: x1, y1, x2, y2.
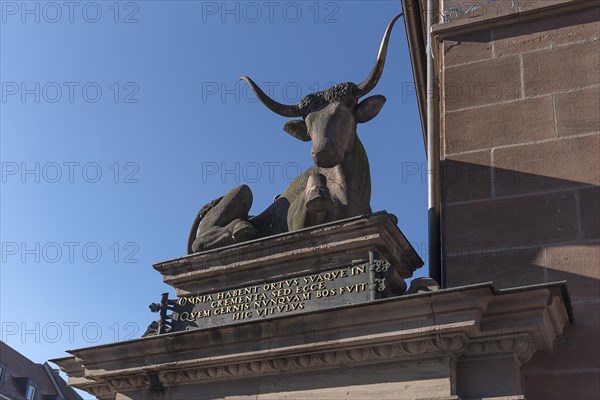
(351, 265, 366, 275)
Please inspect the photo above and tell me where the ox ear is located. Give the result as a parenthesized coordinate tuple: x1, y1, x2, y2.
(355, 95, 386, 123)
(283, 120, 311, 142)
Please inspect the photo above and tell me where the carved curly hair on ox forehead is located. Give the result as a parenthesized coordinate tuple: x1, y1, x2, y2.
(298, 82, 357, 116)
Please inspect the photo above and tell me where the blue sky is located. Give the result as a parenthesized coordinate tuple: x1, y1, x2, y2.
(0, 0, 427, 373)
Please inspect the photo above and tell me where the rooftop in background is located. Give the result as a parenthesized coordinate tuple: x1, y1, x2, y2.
(0, 341, 82, 400)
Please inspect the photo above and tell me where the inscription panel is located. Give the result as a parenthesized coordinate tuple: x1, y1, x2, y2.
(170, 261, 391, 330)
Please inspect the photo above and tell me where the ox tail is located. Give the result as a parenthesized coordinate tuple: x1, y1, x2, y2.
(187, 196, 223, 254)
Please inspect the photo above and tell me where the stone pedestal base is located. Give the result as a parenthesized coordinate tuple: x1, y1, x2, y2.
(53, 282, 570, 400)
(52, 214, 571, 400)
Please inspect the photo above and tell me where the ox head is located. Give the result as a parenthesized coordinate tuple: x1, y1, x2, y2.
(240, 14, 402, 169)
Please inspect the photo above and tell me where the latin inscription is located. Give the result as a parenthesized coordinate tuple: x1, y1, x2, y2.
(175, 263, 378, 327)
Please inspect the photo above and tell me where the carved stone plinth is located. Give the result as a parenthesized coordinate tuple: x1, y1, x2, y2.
(155, 212, 422, 297)
(149, 213, 424, 330)
(53, 282, 570, 400)
(52, 214, 571, 399)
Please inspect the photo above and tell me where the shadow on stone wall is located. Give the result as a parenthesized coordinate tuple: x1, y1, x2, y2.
(441, 159, 599, 399)
(441, 159, 598, 291)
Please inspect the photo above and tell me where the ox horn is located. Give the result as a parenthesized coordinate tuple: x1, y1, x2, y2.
(239, 76, 303, 118)
(354, 13, 403, 99)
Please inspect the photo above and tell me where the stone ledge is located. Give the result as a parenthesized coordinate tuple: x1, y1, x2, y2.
(153, 212, 423, 296)
(52, 282, 571, 400)
(434, 0, 598, 38)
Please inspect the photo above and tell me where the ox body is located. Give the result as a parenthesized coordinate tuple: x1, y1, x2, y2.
(188, 14, 402, 254)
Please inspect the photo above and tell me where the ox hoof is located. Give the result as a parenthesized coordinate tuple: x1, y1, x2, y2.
(305, 173, 332, 213)
(306, 193, 333, 213)
(232, 220, 259, 243)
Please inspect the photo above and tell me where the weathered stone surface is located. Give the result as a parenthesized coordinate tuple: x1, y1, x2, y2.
(444, 31, 493, 66)
(523, 40, 600, 96)
(441, 0, 519, 24)
(444, 191, 579, 250)
(556, 86, 600, 137)
(406, 277, 441, 294)
(447, 243, 600, 301)
(445, 97, 554, 154)
(526, 371, 600, 400)
(457, 356, 523, 399)
(443, 151, 492, 204)
(445, 56, 520, 111)
(52, 283, 571, 400)
(435, 4, 598, 400)
(441, 0, 574, 25)
(156, 213, 423, 297)
(493, 8, 600, 57)
(160, 361, 456, 400)
(445, 247, 545, 289)
(493, 134, 600, 196)
(545, 245, 600, 302)
(579, 186, 600, 239)
(526, 303, 600, 371)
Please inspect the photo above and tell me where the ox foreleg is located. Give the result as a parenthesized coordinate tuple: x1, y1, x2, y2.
(191, 184, 258, 252)
(305, 173, 333, 213)
(288, 173, 332, 230)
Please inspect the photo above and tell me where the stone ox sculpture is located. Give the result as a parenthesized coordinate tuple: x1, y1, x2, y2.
(188, 14, 401, 254)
